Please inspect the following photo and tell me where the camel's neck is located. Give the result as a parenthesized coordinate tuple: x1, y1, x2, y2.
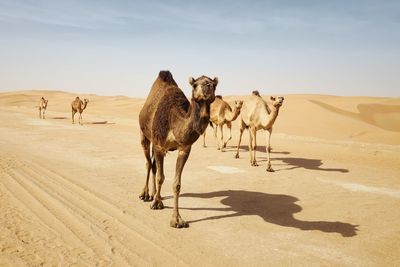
(174, 99, 210, 144)
(262, 105, 280, 130)
(81, 101, 88, 111)
(188, 99, 210, 135)
(225, 105, 240, 122)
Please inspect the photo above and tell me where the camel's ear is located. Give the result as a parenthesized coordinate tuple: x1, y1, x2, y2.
(213, 77, 218, 86)
(189, 77, 196, 86)
(270, 96, 276, 101)
(282, 97, 285, 100)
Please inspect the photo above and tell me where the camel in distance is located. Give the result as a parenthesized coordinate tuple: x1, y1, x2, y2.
(71, 97, 89, 125)
(203, 95, 243, 151)
(37, 97, 48, 119)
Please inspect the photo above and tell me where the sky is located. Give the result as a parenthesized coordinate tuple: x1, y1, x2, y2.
(0, 0, 399, 97)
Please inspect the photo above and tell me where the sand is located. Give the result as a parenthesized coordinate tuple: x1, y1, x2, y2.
(0, 90, 399, 266)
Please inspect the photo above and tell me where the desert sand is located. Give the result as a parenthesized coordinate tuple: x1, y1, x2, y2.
(0, 90, 399, 266)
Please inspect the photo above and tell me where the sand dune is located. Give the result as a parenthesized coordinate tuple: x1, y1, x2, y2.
(0, 90, 399, 266)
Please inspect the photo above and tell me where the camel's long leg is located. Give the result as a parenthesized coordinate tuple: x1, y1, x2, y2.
(266, 129, 274, 172)
(42, 108, 46, 119)
(170, 146, 191, 228)
(235, 121, 245, 159)
(72, 109, 76, 124)
(150, 157, 156, 199)
(249, 127, 258, 166)
(79, 112, 83, 125)
(139, 132, 152, 201)
(213, 123, 219, 149)
(248, 127, 253, 164)
(202, 130, 207, 147)
(38, 108, 41, 119)
(218, 125, 224, 151)
(223, 123, 232, 149)
(150, 150, 165, 210)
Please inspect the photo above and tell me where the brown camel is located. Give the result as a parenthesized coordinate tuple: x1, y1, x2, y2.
(235, 91, 284, 172)
(71, 97, 89, 125)
(203, 96, 243, 151)
(37, 97, 48, 119)
(138, 70, 218, 228)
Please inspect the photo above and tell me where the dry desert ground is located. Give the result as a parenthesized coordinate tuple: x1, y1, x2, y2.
(0, 90, 399, 266)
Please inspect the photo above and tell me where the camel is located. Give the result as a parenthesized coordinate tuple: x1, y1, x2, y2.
(138, 70, 218, 228)
(37, 97, 48, 119)
(71, 97, 89, 125)
(235, 91, 284, 172)
(203, 96, 243, 151)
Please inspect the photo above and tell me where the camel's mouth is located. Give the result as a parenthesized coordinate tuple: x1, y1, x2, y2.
(193, 92, 215, 102)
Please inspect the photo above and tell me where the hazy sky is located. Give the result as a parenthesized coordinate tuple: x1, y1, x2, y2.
(0, 0, 399, 97)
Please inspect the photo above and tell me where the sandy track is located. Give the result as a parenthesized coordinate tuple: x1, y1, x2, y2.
(1, 153, 187, 266)
(0, 90, 399, 266)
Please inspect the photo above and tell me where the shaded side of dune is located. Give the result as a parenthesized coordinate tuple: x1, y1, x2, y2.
(310, 100, 400, 132)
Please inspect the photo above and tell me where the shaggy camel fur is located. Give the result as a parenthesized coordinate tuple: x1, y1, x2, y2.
(37, 97, 48, 119)
(71, 97, 89, 125)
(203, 96, 243, 151)
(139, 70, 218, 228)
(235, 91, 284, 172)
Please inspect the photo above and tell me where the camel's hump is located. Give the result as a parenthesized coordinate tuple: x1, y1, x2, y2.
(158, 70, 176, 85)
(252, 90, 260, 96)
(215, 95, 223, 99)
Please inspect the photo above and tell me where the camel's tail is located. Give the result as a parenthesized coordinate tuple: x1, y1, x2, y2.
(209, 121, 214, 128)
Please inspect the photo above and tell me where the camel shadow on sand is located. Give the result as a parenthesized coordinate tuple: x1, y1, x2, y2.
(226, 145, 290, 155)
(180, 190, 358, 237)
(51, 117, 115, 125)
(51, 116, 69, 120)
(229, 146, 348, 173)
(86, 121, 116, 125)
(272, 157, 349, 173)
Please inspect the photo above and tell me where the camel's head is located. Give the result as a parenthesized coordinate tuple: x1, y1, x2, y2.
(270, 96, 284, 108)
(235, 100, 243, 110)
(84, 99, 89, 103)
(189, 76, 218, 103)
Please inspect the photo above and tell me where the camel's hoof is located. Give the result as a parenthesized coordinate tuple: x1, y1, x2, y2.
(234, 154, 239, 159)
(251, 162, 259, 167)
(150, 199, 164, 210)
(139, 193, 152, 202)
(217, 147, 221, 150)
(170, 217, 189, 228)
(266, 167, 275, 172)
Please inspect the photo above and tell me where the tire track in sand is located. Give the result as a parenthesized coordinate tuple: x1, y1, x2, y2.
(3, 157, 187, 266)
(3, 170, 129, 266)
